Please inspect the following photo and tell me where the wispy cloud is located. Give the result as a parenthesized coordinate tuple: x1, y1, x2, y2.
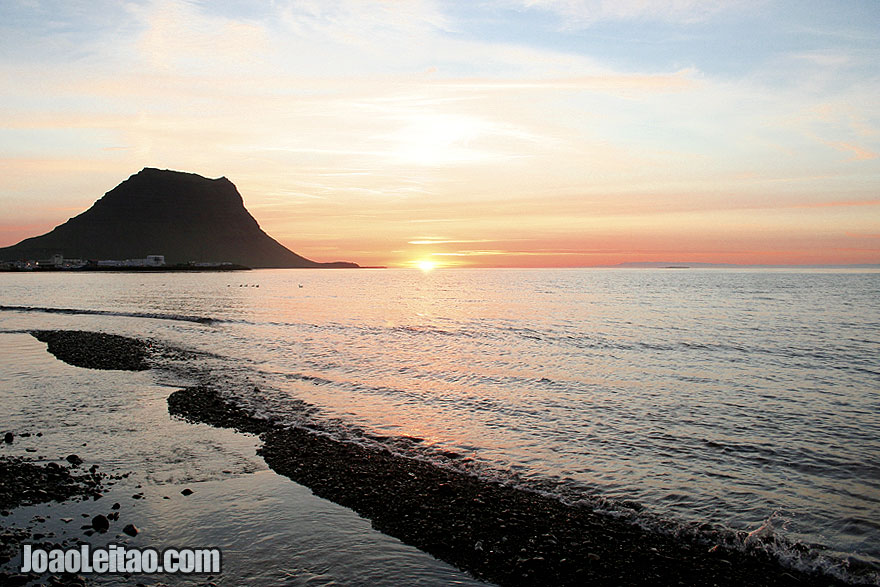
(1, 0, 878, 266)
(519, 0, 750, 27)
(409, 239, 497, 245)
(823, 141, 878, 161)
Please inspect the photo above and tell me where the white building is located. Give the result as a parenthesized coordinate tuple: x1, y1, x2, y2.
(97, 255, 166, 267)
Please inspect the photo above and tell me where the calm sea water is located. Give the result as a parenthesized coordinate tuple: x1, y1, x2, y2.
(1, 268, 878, 578)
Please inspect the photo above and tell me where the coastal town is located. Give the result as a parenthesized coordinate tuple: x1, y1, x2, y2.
(0, 254, 248, 271)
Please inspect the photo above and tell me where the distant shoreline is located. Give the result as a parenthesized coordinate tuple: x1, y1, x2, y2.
(0, 264, 251, 273)
(0, 264, 386, 272)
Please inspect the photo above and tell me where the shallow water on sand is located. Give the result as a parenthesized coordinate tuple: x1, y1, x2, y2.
(1, 267, 879, 579)
(0, 333, 484, 585)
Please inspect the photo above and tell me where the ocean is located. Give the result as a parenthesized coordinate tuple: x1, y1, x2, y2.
(1, 267, 878, 583)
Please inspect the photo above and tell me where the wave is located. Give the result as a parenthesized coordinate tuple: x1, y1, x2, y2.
(183, 380, 880, 586)
(145, 340, 880, 585)
(0, 304, 217, 325)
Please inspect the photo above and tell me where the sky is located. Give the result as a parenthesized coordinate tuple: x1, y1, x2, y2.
(1, 0, 879, 268)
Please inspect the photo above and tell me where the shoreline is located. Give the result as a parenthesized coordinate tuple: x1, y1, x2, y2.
(169, 386, 864, 587)
(3, 330, 479, 586)
(7, 329, 876, 586)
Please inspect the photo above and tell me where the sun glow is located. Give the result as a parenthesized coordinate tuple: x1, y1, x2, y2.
(417, 260, 437, 272)
(387, 113, 494, 166)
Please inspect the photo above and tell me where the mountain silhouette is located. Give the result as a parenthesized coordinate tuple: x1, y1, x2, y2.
(0, 168, 358, 268)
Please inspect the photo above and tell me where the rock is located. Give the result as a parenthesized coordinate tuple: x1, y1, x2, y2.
(1, 455, 110, 507)
(3, 432, 12, 443)
(91, 514, 110, 533)
(66, 454, 83, 466)
(180, 488, 194, 496)
(111, 502, 121, 510)
(123, 524, 139, 537)
(5, 574, 30, 586)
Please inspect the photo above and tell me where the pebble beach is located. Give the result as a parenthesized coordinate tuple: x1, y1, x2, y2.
(1, 329, 872, 586)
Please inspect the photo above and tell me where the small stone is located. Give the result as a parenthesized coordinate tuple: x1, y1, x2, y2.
(66, 454, 83, 466)
(92, 514, 110, 533)
(61, 518, 73, 523)
(181, 488, 194, 496)
(436, 483, 454, 497)
(111, 502, 120, 510)
(3, 432, 13, 443)
(122, 524, 139, 537)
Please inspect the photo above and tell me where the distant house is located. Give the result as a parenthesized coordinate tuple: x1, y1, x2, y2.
(37, 254, 85, 269)
(97, 255, 166, 268)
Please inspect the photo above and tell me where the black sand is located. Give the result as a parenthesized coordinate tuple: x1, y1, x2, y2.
(169, 386, 866, 587)
(0, 456, 107, 511)
(10, 330, 872, 586)
(0, 456, 113, 586)
(30, 330, 150, 371)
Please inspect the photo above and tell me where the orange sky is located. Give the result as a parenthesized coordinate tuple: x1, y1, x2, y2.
(1, 1, 878, 267)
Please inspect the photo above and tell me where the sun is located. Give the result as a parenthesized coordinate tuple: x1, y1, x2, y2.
(417, 260, 437, 272)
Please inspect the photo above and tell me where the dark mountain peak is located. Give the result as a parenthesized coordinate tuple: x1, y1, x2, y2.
(0, 169, 358, 269)
(132, 167, 231, 186)
(89, 168, 247, 219)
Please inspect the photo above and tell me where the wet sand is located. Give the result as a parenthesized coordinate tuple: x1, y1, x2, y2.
(1, 330, 480, 586)
(170, 385, 867, 587)
(5, 330, 872, 586)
